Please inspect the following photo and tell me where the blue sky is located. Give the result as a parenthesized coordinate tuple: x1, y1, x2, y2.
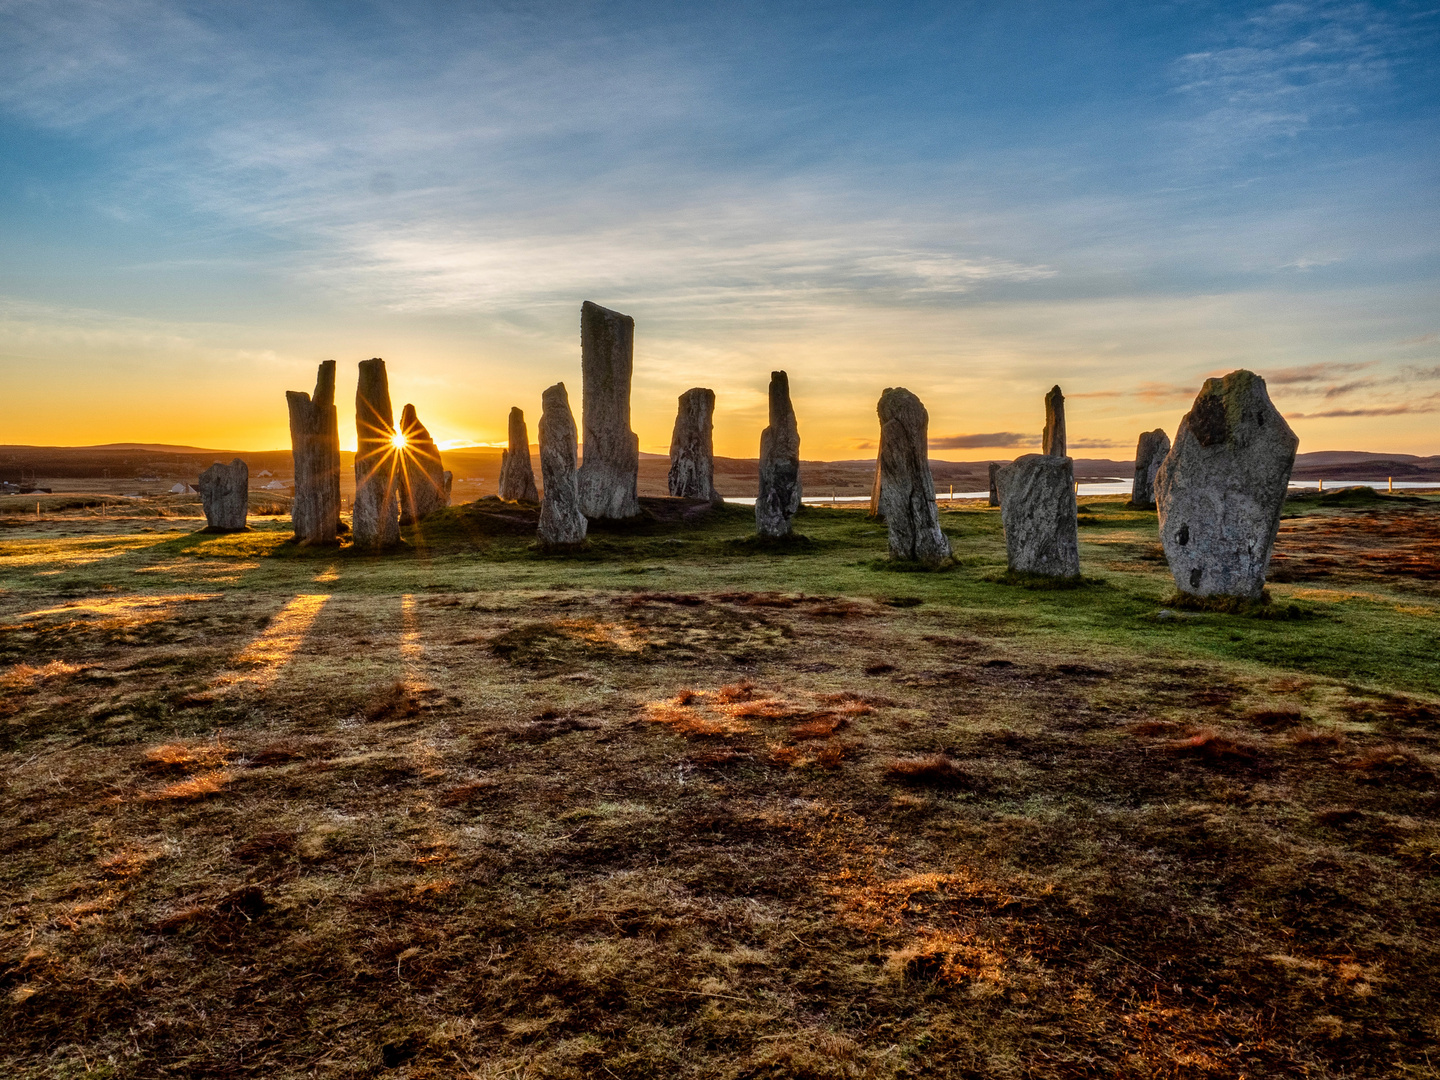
(1, 0, 1436, 456)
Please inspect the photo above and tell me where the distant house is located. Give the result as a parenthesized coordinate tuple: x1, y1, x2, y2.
(169, 482, 196, 494)
(263, 480, 286, 491)
(257, 469, 274, 477)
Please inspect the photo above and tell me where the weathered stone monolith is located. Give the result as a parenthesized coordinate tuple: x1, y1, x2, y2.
(538, 382, 588, 547)
(1042, 385, 1066, 457)
(397, 404, 450, 526)
(286, 360, 341, 545)
(1129, 429, 1171, 510)
(868, 426, 886, 520)
(498, 407, 539, 502)
(353, 358, 400, 551)
(876, 388, 952, 567)
(1155, 370, 1297, 599)
(988, 462, 1000, 507)
(576, 301, 640, 519)
(668, 388, 721, 504)
(755, 371, 801, 538)
(197, 459, 249, 532)
(996, 455, 1080, 578)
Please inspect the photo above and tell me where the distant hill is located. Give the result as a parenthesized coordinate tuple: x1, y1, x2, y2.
(3, 443, 1435, 498)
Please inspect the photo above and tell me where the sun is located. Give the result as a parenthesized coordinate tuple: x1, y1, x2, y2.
(390, 432, 408, 450)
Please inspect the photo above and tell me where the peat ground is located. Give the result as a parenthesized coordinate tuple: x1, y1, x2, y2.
(1, 491, 1438, 1078)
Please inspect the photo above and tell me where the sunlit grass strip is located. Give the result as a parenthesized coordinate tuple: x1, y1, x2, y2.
(0, 534, 174, 568)
(217, 593, 331, 689)
(400, 593, 427, 690)
(15, 593, 222, 631)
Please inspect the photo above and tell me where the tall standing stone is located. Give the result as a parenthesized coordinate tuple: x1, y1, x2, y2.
(286, 360, 341, 545)
(538, 383, 588, 547)
(755, 371, 802, 538)
(353, 358, 400, 551)
(987, 463, 1001, 507)
(996, 455, 1080, 578)
(868, 426, 886, 520)
(397, 404, 450, 525)
(668, 387, 722, 504)
(1042, 385, 1067, 457)
(197, 459, 249, 532)
(577, 301, 641, 519)
(1156, 371, 1297, 599)
(876, 388, 952, 567)
(498, 407, 539, 502)
(1129, 429, 1171, 510)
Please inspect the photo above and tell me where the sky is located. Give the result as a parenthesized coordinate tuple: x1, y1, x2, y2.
(0, 0, 1437, 459)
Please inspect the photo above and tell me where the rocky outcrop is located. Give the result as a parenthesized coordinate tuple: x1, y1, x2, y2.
(1042, 385, 1066, 457)
(353, 358, 401, 551)
(876, 388, 952, 567)
(197, 459, 248, 532)
(498, 407, 539, 502)
(1130, 429, 1171, 509)
(755, 371, 802, 538)
(996, 454, 1080, 578)
(576, 301, 641, 519)
(668, 388, 722, 503)
(286, 360, 341, 545)
(538, 382, 588, 547)
(988, 462, 1000, 507)
(398, 403, 449, 525)
(1155, 370, 1297, 599)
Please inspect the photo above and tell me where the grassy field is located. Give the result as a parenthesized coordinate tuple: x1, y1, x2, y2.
(2, 491, 1438, 1078)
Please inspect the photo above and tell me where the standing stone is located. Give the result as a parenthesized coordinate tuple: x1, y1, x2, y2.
(755, 371, 802, 538)
(1042, 385, 1067, 457)
(498, 407, 539, 502)
(286, 360, 341, 545)
(353, 358, 400, 551)
(1156, 370, 1297, 599)
(988, 462, 1001, 507)
(668, 388, 722, 504)
(197, 459, 249, 532)
(576, 301, 641, 519)
(397, 403, 450, 525)
(876, 388, 952, 567)
(996, 455, 1080, 578)
(1129, 429, 1171, 510)
(538, 382, 588, 547)
(868, 425, 886, 520)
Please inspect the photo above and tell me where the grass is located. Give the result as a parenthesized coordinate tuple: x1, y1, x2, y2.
(1, 493, 1438, 1077)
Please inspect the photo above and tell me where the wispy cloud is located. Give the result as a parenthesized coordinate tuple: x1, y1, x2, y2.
(930, 432, 1037, 450)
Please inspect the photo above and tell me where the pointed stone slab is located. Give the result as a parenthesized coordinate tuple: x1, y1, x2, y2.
(538, 382, 588, 547)
(668, 387, 722, 504)
(996, 454, 1080, 578)
(1042, 385, 1066, 457)
(286, 360, 341, 545)
(755, 370, 801, 538)
(197, 459, 249, 532)
(398, 403, 450, 526)
(499, 407, 539, 502)
(1129, 428, 1171, 510)
(577, 301, 641, 519)
(1156, 370, 1297, 599)
(353, 358, 400, 551)
(988, 462, 1000, 507)
(876, 387, 952, 567)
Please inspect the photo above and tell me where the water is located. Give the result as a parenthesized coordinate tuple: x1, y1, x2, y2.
(723, 478, 1438, 507)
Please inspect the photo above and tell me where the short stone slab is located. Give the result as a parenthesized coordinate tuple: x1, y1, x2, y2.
(538, 382, 588, 547)
(197, 459, 249, 532)
(1130, 428, 1170, 510)
(876, 387, 952, 567)
(398, 403, 449, 525)
(668, 387, 722, 504)
(996, 454, 1080, 578)
(988, 462, 1000, 507)
(498, 407, 539, 502)
(1156, 370, 1297, 599)
(755, 370, 801, 538)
